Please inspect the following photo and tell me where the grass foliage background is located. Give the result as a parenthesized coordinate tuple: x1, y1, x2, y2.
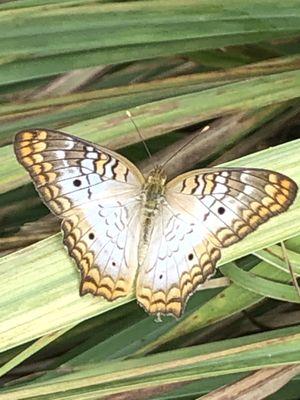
(0, 1, 300, 399)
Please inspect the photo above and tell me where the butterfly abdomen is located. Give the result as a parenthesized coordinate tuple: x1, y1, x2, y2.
(138, 167, 168, 266)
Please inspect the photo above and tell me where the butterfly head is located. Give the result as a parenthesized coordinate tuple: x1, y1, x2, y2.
(146, 165, 167, 185)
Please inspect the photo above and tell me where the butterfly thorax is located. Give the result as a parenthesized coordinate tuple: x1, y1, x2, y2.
(138, 166, 167, 266)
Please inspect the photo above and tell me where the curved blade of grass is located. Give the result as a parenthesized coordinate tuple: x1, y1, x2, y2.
(254, 245, 300, 275)
(220, 262, 300, 303)
(0, 140, 299, 353)
(1, 1, 300, 85)
(1, 68, 300, 194)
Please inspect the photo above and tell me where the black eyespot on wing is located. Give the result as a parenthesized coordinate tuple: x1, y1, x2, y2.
(218, 207, 225, 215)
(112, 261, 116, 267)
(73, 179, 82, 187)
(188, 253, 194, 261)
(89, 232, 95, 240)
(159, 274, 163, 279)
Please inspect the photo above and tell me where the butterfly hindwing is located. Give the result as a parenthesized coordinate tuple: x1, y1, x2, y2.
(62, 201, 140, 300)
(136, 168, 297, 317)
(136, 205, 221, 317)
(14, 129, 144, 300)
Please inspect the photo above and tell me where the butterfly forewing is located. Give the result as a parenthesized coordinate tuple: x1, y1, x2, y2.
(167, 168, 297, 248)
(14, 129, 144, 300)
(14, 129, 144, 216)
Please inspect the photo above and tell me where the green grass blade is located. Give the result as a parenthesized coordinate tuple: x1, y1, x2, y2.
(1, 54, 298, 146)
(1, 69, 300, 194)
(0, 326, 73, 379)
(0, 327, 299, 399)
(221, 262, 300, 303)
(1, 1, 300, 85)
(254, 245, 300, 275)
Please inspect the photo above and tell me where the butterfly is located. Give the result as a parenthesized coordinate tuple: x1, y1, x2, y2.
(14, 129, 298, 318)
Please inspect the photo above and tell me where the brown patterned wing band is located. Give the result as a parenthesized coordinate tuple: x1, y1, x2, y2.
(167, 168, 298, 249)
(14, 129, 144, 301)
(14, 129, 144, 217)
(62, 204, 140, 301)
(136, 232, 221, 318)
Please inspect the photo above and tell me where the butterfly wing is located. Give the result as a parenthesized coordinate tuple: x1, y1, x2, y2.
(62, 201, 140, 300)
(14, 128, 144, 300)
(136, 204, 221, 318)
(136, 168, 297, 317)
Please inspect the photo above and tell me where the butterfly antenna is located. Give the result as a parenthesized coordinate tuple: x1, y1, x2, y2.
(161, 125, 210, 169)
(126, 110, 152, 161)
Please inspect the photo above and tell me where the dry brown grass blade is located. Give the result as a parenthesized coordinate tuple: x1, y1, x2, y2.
(139, 103, 287, 178)
(199, 364, 300, 400)
(102, 382, 187, 400)
(30, 66, 109, 99)
(211, 103, 300, 165)
(0, 215, 59, 255)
